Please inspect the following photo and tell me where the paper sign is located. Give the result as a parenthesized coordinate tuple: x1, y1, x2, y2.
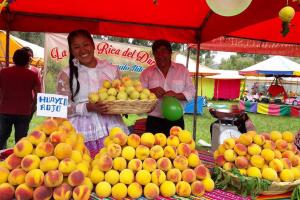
(36, 93, 68, 118)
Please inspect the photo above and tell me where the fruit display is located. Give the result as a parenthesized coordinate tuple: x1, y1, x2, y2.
(92, 126, 214, 199)
(88, 77, 157, 103)
(214, 130, 300, 183)
(0, 118, 92, 200)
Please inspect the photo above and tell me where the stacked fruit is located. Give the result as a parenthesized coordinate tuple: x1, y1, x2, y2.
(0, 118, 93, 200)
(92, 126, 214, 199)
(88, 77, 157, 103)
(214, 131, 300, 183)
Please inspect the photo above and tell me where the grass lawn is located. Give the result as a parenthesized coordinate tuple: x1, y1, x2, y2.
(6, 100, 300, 149)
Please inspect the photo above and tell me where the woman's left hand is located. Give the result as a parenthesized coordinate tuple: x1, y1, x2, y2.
(86, 102, 109, 114)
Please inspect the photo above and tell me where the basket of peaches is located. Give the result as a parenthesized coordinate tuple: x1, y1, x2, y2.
(212, 131, 300, 198)
(88, 77, 157, 114)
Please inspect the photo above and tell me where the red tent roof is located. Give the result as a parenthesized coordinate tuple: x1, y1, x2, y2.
(0, 0, 299, 45)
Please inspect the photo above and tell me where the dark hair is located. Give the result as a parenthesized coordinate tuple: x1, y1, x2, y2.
(13, 49, 30, 66)
(21, 47, 34, 57)
(152, 39, 172, 54)
(67, 29, 95, 101)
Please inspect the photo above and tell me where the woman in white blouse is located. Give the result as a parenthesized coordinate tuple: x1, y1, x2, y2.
(56, 29, 128, 157)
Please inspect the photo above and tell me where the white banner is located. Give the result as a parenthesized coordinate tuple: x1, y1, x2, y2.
(36, 93, 68, 118)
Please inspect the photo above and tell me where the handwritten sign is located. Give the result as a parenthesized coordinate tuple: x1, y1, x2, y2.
(36, 93, 68, 118)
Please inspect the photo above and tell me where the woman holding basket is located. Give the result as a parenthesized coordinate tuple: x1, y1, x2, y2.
(56, 29, 128, 156)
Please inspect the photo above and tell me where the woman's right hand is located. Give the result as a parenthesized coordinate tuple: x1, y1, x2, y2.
(86, 102, 109, 114)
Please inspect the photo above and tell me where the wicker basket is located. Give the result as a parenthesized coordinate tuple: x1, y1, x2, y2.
(99, 99, 158, 114)
(218, 167, 300, 195)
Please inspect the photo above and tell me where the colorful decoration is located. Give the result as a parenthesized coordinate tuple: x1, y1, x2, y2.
(161, 96, 183, 121)
(279, 5, 296, 36)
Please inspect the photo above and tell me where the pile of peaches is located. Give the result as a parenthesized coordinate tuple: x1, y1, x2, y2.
(88, 77, 157, 103)
(0, 118, 93, 200)
(92, 126, 214, 199)
(214, 131, 300, 183)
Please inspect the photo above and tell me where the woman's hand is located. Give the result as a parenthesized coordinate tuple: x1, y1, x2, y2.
(86, 102, 109, 114)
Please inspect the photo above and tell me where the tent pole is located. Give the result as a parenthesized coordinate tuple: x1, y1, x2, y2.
(186, 47, 190, 70)
(5, 12, 10, 67)
(192, 41, 201, 141)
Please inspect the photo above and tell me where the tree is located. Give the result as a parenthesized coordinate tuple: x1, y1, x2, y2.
(11, 31, 45, 47)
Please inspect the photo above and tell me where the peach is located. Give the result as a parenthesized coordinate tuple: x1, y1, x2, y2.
(41, 118, 59, 135)
(282, 150, 295, 160)
(121, 146, 135, 160)
(188, 140, 196, 150)
(292, 155, 300, 167)
(58, 158, 76, 176)
(253, 134, 265, 146)
(223, 138, 236, 149)
(127, 134, 141, 148)
(223, 162, 234, 171)
(54, 143, 72, 160)
(154, 133, 167, 146)
(144, 183, 160, 199)
(50, 130, 67, 144)
(250, 155, 265, 168)
(143, 158, 157, 172)
(178, 130, 192, 143)
(8, 168, 26, 185)
(151, 169, 166, 185)
(164, 145, 177, 159)
(33, 186, 52, 200)
(247, 144, 262, 155)
(136, 145, 150, 160)
(104, 137, 113, 147)
(194, 164, 210, 180)
(191, 181, 205, 197)
(281, 158, 292, 169)
(109, 127, 123, 138)
(235, 156, 249, 169)
(106, 143, 122, 158)
(260, 149, 274, 163)
(95, 154, 113, 172)
(176, 181, 191, 197)
(44, 170, 63, 187)
(181, 168, 196, 183)
(39, 151, 57, 167)
(218, 144, 226, 154)
(224, 149, 237, 162)
(140, 132, 155, 148)
(0, 183, 14, 200)
(269, 159, 284, 172)
(14, 139, 33, 157)
(0, 167, 9, 184)
(291, 167, 300, 180)
(15, 183, 33, 200)
(263, 140, 276, 150)
(262, 167, 278, 181)
(167, 135, 180, 147)
(177, 143, 192, 157)
(119, 169, 134, 184)
(270, 131, 282, 141)
(112, 132, 128, 146)
(167, 168, 182, 183)
(276, 139, 288, 152)
(95, 181, 111, 198)
(76, 162, 89, 177)
(160, 181, 176, 197)
(280, 169, 294, 182)
(239, 168, 247, 175)
(274, 150, 282, 159)
(105, 169, 120, 185)
(128, 159, 143, 171)
(202, 178, 215, 192)
(27, 130, 46, 145)
(188, 153, 201, 167)
(288, 143, 298, 152)
(173, 155, 188, 171)
(169, 126, 182, 136)
(136, 169, 152, 185)
(35, 142, 54, 158)
(4, 153, 22, 170)
(65, 133, 78, 148)
(261, 132, 271, 140)
(150, 145, 164, 159)
(21, 154, 40, 172)
(128, 182, 143, 199)
(233, 143, 247, 156)
(68, 170, 85, 187)
(282, 131, 294, 143)
(237, 134, 253, 146)
(90, 168, 104, 184)
(215, 154, 226, 167)
(157, 157, 172, 171)
(70, 150, 83, 164)
(25, 169, 44, 188)
(113, 157, 127, 171)
(111, 183, 127, 200)
(247, 166, 262, 178)
(72, 185, 91, 200)
(53, 183, 72, 200)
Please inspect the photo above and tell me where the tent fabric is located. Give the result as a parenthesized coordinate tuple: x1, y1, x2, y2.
(239, 56, 300, 76)
(0, 1, 300, 45)
(214, 79, 241, 100)
(196, 78, 214, 99)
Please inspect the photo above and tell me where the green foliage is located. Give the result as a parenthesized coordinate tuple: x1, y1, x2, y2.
(11, 31, 45, 47)
(45, 59, 66, 93)
(291, 185, 300, 200)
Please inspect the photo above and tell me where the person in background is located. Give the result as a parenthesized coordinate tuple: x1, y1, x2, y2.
(56, 29, 128, 157)
(0, 49, 41, 149)
(140, 39, 195, 136)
